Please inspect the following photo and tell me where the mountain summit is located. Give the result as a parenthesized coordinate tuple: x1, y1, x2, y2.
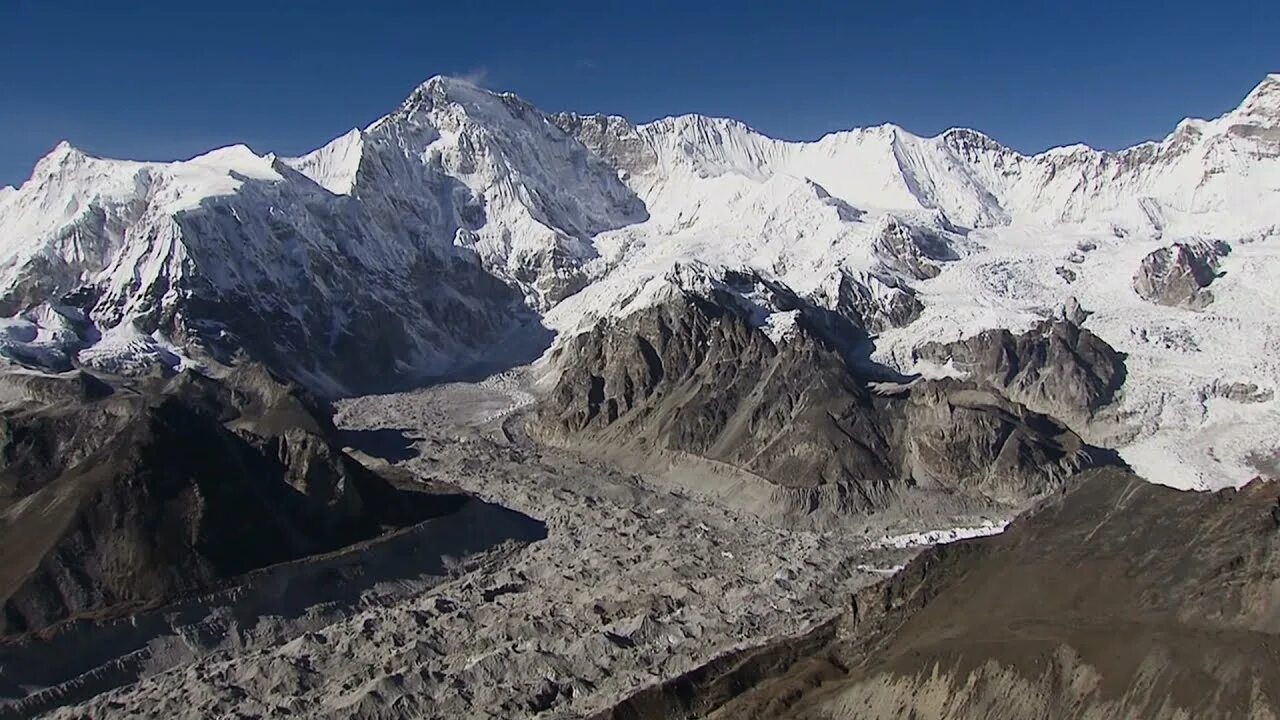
(1234, 73, 1280, 123)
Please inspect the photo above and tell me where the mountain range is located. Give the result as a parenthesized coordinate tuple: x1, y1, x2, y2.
(1, 71, 1279, 719)
(1, 75, 1277, 486)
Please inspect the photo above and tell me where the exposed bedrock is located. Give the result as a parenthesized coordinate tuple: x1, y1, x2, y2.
(533, 284, 1102, 523)
(913, 316, 1127, 434)
(1132, 239, 1231, 309)
(0, 364, 467, 636)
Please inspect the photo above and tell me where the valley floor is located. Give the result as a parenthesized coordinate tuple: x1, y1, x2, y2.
(17, 371, 978, 719)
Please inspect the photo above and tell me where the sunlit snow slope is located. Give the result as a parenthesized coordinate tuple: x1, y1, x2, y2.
(2, 74, 1278, 489)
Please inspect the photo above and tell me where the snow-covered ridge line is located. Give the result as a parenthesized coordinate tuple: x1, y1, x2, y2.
(557, 72, 1280, 230)
(0, 74, 649, 393)
(15, 72, 1276, 206)
(635, 72, 1280, 161)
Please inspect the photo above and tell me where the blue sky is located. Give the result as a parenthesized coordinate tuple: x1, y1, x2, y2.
(1, 0, 1276, 186)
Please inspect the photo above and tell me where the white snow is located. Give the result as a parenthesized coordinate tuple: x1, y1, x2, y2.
(0, 303, 85, 369)
(284, 128, 364, 195)
(76, 320, 196, 375)
(871, 519, 1009, 550)
(542, 74, 1280, 490)
(868, 225, 1280, 490)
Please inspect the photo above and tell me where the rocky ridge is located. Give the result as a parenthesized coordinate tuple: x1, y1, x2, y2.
(533, 267, 1102, 523)
(0, 364, 462, 635)
(913, 316, 1127, 434)
(593, 468, 1280, 720)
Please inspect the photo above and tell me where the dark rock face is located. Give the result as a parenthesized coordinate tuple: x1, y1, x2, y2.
(1132, 240, 1231, 309)
(913, 317, 1126, 432)
(537, 293, 897, 515)
(534, 287, 1096, 520)
(0, 365, 455, 635)
(869, 217, 959, 281)
(593, 469, 1280, 720)
(887, 383, 1089, 507)
(809, 270, 924, 334)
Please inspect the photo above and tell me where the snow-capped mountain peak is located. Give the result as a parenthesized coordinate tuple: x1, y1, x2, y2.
(289, 76, 646, 294)
(31, 140, 83, 170)
(286, 127, 364, 195)
(1231, 73, 1280, 125)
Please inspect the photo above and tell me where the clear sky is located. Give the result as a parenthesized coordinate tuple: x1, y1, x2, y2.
(1, 0, 1276, 186)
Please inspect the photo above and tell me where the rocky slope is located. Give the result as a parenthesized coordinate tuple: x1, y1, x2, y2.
(0, 364, 460, 635)
(913, 316, 1126, 434)
(1, 377, 913, 720)
(1132, 240, 1232, 309)
(533, 267, 1100, 523)
(594, 468, 1280, 720)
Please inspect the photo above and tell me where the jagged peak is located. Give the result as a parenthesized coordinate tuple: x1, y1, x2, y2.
(869, 122, 907, 136)
(31, 140, 90, 176)
(1038, 142, 1097, 158)
(48, 139, 81, 157)
(386, 74, 551, 137)
(640, 113, 765, 138)
(939, 127, 1011, 154)
(554, 110, 632, 125)
(813, 122, 895, 143)
(398, 74, 521, 113)
(1173, 117, 1209, 134)
(1243, 73, 1280, 101)
(551, 111, 639, 139)
(186, 143, 259, 163)
(1231, 73, 1280, 122)
(285, 128, 366, 195)
(413, 73, 483, 96)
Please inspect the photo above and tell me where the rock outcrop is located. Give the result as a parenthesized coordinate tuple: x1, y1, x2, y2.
(534, 279, 1099, 522)
(1132, 240, 1231, 309)
(808, 269, 924, 334)
(0, 365, 458, 635)
(867, 216, 960, 281)
(550, 112, 659, 179)
(913, 317, 1126, 432)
